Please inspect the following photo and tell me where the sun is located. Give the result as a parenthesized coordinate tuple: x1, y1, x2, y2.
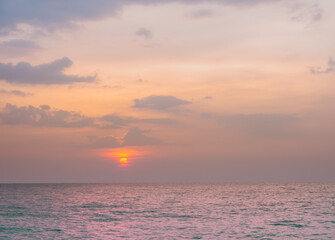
(119, 158, 128, 164)
(101, 148, 137, 167)
(99, 147, 150, 167)
(119, 157, 128, 167)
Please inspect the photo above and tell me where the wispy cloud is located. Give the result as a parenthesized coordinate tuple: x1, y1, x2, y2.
(310, 57, 335, 74)
(0, 89, 33, 97)
(286, 1, 323, 23)
(135, 28, 153, 39)
(186, 9, 214, 19)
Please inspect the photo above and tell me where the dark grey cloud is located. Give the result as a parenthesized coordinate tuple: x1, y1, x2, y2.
(0, 0, 281, 35)
(186, 9, 214, 19)
(0, 89, 32, 97)
(0, 104, 94, 128)
(0, 39, 41, 57)
(310, 57, 335, 74)
(135, 28, 152, 39)
(133, 95, 191, 111)
(122, 127, 162, 146)
(0, 57, 96, 84)
(100, 113, 178, 128)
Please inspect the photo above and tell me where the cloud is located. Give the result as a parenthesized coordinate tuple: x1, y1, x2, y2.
(286, 1, 323, 23)
(0, 39, 41, 58)
(89, 126, 162, 148)
(186, 9, 214, 19)
(0, 57, 96, 84)
(0, 1, 122, 35)
(135, 28, 153, 39)
(0, 103, 179, 129)
(101, 114, 135, 127)
(208, 113, 297, 138)
(0, 104, 94, 128)
(136, 78, 147, 83)
(100, 113, 178, 128)
(122, 127, 162, 146)
(0, 0, 281, 35)
(310, 57, 335, 74)
(139, 118, 178, 125)
(91, 136, 121, 148)
(219, 113, 293, 124)
(133, 95, 191, 111)
(0, 89, 32, 97)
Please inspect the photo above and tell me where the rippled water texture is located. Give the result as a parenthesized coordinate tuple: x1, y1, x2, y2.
(0, 183, 334, 239)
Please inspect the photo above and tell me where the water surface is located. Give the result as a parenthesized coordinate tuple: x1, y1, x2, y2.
(0, 183, 334, 239)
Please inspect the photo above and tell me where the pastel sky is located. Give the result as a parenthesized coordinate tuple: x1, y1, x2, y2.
(1, 0, 335, 182)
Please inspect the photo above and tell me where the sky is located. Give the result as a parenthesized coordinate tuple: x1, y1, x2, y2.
(0, 0, 335, 183)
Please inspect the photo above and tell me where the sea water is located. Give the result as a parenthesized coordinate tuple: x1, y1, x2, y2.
(0, 183, 334, 239)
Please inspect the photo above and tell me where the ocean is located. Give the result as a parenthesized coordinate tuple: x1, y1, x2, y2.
(0, 183, 334, 239)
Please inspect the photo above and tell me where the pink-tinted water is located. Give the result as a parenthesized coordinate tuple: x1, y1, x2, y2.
(1, 183, 334, 239)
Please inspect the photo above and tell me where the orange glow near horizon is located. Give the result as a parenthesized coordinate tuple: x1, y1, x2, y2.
(100, 148, 149, 167)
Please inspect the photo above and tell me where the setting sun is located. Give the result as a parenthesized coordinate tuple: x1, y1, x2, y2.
(98, 147, 150, 167)
(120, 158, 128, 163)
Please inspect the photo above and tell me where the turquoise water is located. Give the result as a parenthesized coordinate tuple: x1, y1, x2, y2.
(0, 183, 334, 239)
